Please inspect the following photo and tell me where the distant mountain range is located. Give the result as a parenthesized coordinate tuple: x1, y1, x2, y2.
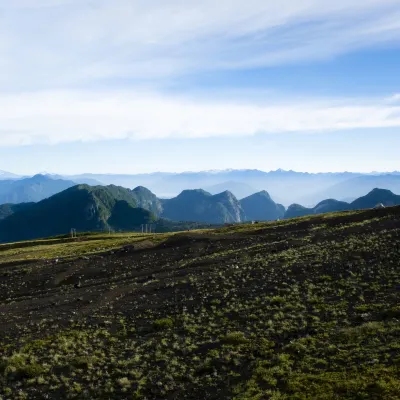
(203, 181, 258, 200)
(2, 169, 400, 207)
(284, 189, 400, 219)
(0, 184, 284, 243)
(298, 175, 400, 205)
(60, 169, 400, 206)
(0, 170, 21, 180)
(0, 178, 399, 243)
(0, 174, 76, 204)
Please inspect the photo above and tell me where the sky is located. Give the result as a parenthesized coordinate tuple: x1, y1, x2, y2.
(0, 0, 400, 175)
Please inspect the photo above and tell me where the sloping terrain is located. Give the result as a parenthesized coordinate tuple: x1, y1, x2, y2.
(0, 206, 399, 399)
(0, 203, 35, 221)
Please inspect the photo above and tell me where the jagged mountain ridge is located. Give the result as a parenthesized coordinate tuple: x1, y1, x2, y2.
(2, 169, 400, 207)
(1, 183, 400, 244)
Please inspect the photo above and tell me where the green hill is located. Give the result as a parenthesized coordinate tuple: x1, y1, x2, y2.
(0, 185, 155, 243)
(240, 190, 285, 221)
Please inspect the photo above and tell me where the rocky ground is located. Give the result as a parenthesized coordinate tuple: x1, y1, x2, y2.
(0, 207, 400, 399)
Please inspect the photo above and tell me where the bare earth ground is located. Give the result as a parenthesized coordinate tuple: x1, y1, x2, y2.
(0, 207, 400, 399)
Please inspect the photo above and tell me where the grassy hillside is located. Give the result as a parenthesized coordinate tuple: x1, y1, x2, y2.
(0, 206, 399, 399)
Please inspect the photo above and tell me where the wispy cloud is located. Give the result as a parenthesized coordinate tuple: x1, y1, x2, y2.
(1, 0, 400, 90)
(1, 1, 400, 146)
(0, 90, 399, 146)
(386, 93, 400, 103)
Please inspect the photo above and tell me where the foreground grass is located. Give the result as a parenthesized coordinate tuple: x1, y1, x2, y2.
(0, 233, 168, 264)
(0, 207, 399, 399)
(0, 229, 216, 264)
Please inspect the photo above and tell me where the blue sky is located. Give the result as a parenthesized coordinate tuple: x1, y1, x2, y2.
(0, 0, 400, 175)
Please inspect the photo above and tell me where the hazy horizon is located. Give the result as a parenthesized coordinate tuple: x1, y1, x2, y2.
(2, 167, 400, 178)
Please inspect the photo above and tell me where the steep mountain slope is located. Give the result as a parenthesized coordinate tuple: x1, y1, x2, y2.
(130, 186, 164, 216)
(0, 203, 35, 220)
(240, 190, 285, 221)
(0, 174, 76, 204)
(0, 185, 155, 243)
(285, 188, 400, 219)
(162, 189, 245, 223)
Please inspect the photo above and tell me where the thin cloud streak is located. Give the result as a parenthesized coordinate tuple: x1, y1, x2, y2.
(0, 1, 400, 90)
(0, 91, 399, 146)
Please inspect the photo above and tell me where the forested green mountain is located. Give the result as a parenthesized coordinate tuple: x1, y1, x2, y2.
(0, 185, 155, 243)
(0, 202, 35, 220)
(2, 184, 398, 243)
(240, 190, 285, 221)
